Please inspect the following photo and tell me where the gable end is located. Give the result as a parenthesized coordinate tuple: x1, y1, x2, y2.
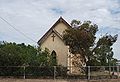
(37, 17, 71, 45)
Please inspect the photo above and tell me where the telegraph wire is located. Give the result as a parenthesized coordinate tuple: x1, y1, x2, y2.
(0, 16, 37, 44)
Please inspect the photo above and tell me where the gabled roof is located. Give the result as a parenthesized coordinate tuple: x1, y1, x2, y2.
(37, 17, 71, 45)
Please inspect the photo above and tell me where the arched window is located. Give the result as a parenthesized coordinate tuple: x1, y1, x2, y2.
(51, 50, 56, 59)
(51, 50, 57, 66)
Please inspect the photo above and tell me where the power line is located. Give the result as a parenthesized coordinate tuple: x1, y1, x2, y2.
(0, 16, 37, 44)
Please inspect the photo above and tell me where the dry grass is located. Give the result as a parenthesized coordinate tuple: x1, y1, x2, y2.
(0, 78, 119, 82)
(90, 71, 110, 76)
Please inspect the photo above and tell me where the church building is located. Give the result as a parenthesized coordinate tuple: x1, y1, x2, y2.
(38, 17, 85, 74)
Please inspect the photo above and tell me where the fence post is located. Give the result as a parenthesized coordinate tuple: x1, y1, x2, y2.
(23, 66, 26, 79)
(117, 66, 119, 79)
(88, 66, 90, 80)
(54, 66, 56, 80)
(109, 65, 111, 75)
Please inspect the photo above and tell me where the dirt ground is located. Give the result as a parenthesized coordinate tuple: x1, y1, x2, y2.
(0, 79, 120, 82)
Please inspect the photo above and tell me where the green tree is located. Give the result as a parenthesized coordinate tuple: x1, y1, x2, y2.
(63, 20, 118, 66)
(0, 41, 50, 66)
(0, 42, 23, 66)
(0, 41, 58, 67)
(93, 34, 118, 66)
(0, 41, 57, 76)
(36, 47, 50, 66)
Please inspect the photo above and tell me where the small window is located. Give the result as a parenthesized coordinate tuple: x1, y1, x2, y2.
(51, 50, 56, 59)
(51, 50, 57, 66)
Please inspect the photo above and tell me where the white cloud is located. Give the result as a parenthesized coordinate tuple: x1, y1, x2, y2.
(0, 0, 120, 59)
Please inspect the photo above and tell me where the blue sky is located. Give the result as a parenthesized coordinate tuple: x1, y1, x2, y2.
(0, 0, 120, 59)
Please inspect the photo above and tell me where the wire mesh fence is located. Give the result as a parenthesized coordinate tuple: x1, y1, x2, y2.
(0, 66, 120, 80)
(87, 66, 119, 80)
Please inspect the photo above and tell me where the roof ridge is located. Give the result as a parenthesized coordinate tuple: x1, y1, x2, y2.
(37, 17, 71, 45)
